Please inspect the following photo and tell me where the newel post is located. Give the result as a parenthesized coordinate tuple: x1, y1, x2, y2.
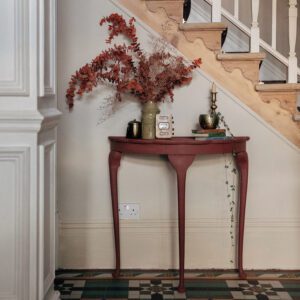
(250, 0, 260, 52)
(288, 0, 298, 83)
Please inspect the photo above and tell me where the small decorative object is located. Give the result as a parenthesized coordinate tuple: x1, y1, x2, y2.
(66, 13, 201, 132)
(199, 82, 219, 129)
(210, 82, 218, 113)
(141, 101, 160, 139)
(126, 119, 142, 139)
(156, 114, 174, 139)
(183, 0, 192, 23)
(192, 128, 226, 140)
(199, 113, 219, 129)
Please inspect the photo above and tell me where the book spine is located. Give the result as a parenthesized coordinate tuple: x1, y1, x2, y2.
(192, 129, 226, 134)
(195, 136, 232, 141)
(193, 133, 226, 137)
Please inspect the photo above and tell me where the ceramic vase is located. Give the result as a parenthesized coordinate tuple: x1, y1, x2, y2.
(141, 101, 160, 139)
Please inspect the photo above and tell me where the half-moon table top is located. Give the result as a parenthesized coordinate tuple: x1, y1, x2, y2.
(108, 136, 250, 155)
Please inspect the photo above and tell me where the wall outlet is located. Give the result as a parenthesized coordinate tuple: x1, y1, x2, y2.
(119, 203, 140, 219)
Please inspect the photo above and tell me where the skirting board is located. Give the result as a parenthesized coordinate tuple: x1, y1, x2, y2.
(44, 286, 60, 300)
(59, 218, 300, 270)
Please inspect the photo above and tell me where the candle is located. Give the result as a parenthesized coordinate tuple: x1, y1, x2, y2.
(212, 82, 217, 93)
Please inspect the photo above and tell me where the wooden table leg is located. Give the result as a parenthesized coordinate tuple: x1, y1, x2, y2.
(168, 155, 195, 293)
(109, 151, 122, 278)
(234, 151, 249, 279)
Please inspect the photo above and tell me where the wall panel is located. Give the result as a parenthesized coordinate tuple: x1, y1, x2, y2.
(0, 147, 30, 300)
(0, 0, 29, 96)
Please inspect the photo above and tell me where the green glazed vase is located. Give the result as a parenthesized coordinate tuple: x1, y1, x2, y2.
(141, 101, 160, 139)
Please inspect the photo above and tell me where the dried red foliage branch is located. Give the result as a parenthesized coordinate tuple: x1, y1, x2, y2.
(66, 13, 201, 110)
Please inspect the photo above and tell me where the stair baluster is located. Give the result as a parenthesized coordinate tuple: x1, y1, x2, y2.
(211, 0, 221, 22)
(288, 0, 298, 83)
(250, 0, 260, 53)
(234, 0, 239, 19)
(271, 0, 277, 49)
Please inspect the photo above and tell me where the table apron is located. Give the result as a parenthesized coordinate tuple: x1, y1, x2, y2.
(111, 141, 247, 155)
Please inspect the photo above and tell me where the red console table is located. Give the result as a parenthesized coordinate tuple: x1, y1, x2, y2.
(108, 136, 249, 292)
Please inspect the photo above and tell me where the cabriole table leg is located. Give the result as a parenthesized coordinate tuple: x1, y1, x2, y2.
(168, 154, 195, 293)
(109, 151, 122, 278)
(234, 151, 249, 279)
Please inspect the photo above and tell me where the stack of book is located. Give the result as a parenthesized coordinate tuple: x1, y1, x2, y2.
(192, 128, 228, 140)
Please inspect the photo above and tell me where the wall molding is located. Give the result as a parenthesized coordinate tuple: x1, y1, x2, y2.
(40, 108, 61, 131)
(0, 110, 43, 132)
(44, 0, 57, 96)
(39, 141, 57, 298)
(0, 0, 30, 96)
(44, 286, 60, 300)
(39, 0, 57, 97)
(60, 218, 300, 232)
(60, 218, 300, 269)
(0, 147, 30, 300)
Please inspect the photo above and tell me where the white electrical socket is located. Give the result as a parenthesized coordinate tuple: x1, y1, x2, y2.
(119, 203, 140, 219)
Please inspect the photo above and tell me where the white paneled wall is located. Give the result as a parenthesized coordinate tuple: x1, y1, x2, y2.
(0, 0, 60, 299)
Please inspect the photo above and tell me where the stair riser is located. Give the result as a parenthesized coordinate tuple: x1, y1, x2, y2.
(145, 0, 184, 23)
(220, 61, 262, 84)
(181, 30, 223, 51)
(258, 91, 297, 116)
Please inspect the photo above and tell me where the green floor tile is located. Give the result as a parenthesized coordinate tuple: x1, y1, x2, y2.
(82, 280, 129, 298)
(185, 281, 231, 298)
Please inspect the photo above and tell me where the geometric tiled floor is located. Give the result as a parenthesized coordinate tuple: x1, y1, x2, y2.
(55, 270, 300, 299)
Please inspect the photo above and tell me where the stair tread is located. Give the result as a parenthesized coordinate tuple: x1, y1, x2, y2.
(179, 22, 227, 31)
(225, 51, 249, 53)
(263, 80, 287, 84)
(294, 114, 300, 121)
(256, 83, 300, 92)
(217, 52, 266, 61)
(145, 0, 184, 2)
(263, 80, 300, 84)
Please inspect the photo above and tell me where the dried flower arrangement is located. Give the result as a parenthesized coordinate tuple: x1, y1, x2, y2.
(66, 13, 201, 110)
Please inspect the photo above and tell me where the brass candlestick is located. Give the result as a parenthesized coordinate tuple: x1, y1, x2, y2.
(199, 83, 220, 129)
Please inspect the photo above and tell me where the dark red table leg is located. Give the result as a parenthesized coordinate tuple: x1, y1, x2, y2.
(234, 151, 249, 279)
(109, 151, 122, 278)
(168, 155, 195, 293)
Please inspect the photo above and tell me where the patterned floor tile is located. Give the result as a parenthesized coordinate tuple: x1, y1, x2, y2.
(128, 279, 186, 300)
(226, 280, 293, 299)
(56, 280, 85, 299)
(55, 270, 300, 300)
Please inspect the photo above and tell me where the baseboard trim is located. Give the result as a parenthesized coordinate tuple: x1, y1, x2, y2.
(60, 218, 300, 231)
(44, 286, 60, 300)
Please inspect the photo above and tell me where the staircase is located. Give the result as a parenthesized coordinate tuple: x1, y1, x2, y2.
(117, 0, 300, 147)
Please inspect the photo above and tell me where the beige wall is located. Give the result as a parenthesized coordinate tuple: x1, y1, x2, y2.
(57, 0, 300, 270)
